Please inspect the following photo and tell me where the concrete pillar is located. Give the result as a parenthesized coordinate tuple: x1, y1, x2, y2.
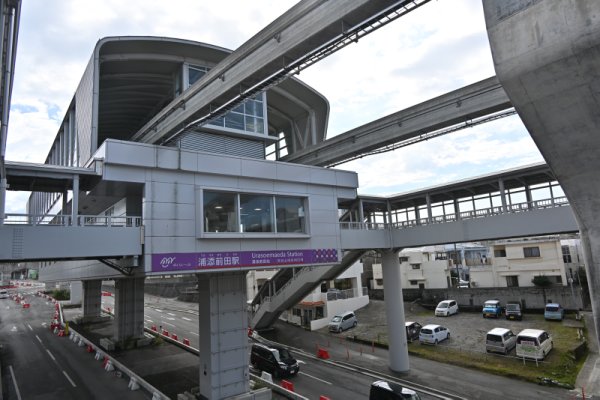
(483, 0, 600, 348)
(358, 199, 365, 225)
(82, 280, 102, 320)
(69, 281, 82, 305)
(71, 175, 79, 225)
(425, 194, 432, 223)
(498, 178, 507, 212)
(113, 277, 145, 342)
(198, 272, 248, 399)
(381, 250, 409, 372)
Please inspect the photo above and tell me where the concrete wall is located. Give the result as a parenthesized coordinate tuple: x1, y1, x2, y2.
(310, 294, 369, 331)
(417, 287, 584, 312)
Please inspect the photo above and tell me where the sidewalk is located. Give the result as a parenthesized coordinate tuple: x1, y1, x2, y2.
(576, 312, 600, 398)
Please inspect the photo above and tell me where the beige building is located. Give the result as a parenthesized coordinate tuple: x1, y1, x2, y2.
(371, 248, 451, 290)
(470, 238, 569, 288)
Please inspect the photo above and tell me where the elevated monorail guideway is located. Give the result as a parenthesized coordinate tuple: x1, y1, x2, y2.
(285, 76, 513, 167)
(131, 0, 431, 145)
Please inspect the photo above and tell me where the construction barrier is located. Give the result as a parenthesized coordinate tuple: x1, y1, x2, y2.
(281, 380, 294, 392)
(57, 329, 66, 337)
(162, 330, 169, 336)
(317, 347, 330, 360)
(22, 303, 30, 308)
(183, 338, 190, 346)
(86, 344, 94, 353)
(319, 396, 331, 400)
(170, 333, 178, 341)
(151, 325, 157, 332)
(128, 377, 140, 391)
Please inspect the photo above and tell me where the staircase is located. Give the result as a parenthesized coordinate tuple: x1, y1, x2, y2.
(250, 249, 364, 330)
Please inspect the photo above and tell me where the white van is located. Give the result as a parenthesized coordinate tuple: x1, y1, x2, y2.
(435, 300, 458, 317)
(516, 329, 553, 360)
(486, 328, 516, 354)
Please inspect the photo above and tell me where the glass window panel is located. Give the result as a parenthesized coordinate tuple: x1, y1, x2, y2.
(245, 116, 255, 133)
(256, 117, 264, 133)
(210, 116, 224, 127)
(244, 100, 255, 115)
(240, 194, 273, 232)
(276, 197, 305, 233)
(255, 100, 264, 117)
(232, 103, 244, 114)
(204, 191, 238, 232)
(224, 112, 245, 130)
(188, 66, 208, 86)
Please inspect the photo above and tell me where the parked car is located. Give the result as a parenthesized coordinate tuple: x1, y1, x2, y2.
(250, 343, 299, 378)
(516, 329, 553, 360)
(486, 327, 517, 354)
(505, 301, 523, 320)
(369, 380, 422, 399)
(328, 311, 357, 333)
(0, 289, 8, 299)
(482, 299, 503, 318)
(419, 324, 450, 345)
(435, 300, 458, 317)
(405, 321, 422, 342)
(544, 303, 565, 321)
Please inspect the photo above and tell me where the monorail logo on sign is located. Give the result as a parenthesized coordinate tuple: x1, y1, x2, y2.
(151, 248, 338, 272)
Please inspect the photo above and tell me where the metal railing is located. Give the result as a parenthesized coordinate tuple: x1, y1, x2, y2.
(340, 197, 569, 231)
(325, 287, 368, 301)
(3, 213, 142, 227)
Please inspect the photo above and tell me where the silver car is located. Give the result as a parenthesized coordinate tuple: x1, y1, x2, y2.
(328, 311, 357, 333)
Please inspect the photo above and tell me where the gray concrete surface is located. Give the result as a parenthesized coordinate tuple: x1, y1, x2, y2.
(483, 0, 600, 355)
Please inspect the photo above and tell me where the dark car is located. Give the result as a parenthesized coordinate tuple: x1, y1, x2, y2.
(405, 321, 422, 342)
(250, 343, 299, 378)
(505, 301, 523, 320)
(370, 380, 421, 399)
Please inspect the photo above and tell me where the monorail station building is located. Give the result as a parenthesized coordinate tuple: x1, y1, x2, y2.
(22, 36, 358, 399)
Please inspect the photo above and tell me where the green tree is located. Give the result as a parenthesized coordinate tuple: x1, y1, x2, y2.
(532, 275, 552, 287)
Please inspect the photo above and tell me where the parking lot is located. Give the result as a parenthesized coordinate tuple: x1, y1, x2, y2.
(335, 300, 581, 353)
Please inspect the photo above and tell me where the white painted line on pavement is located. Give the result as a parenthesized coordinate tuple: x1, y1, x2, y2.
(182, 317, 192, 321)
(46, 349, 56, 361)
(161, 322, 176, 328)
(146, 319, 154, 323)
(299, 371, 332, 385)
(189, 331, 199, 336)
(167, 312, 176, 316)
(63, 370, 77, 387)
(35, 335, 42, 344)
(154, 309, 163, 312)
(11, 326, 17, 332)
(9, 365, 22, 400)
(27, 324, 33, 331)
(166, 317, 175, 321)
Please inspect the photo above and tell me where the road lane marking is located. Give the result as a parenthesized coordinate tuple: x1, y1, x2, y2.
(161, 322, 176, 328)
(299, 371, 332, 385)
(11, 326, 17, 332)
(46, 349, 56, 361)
(154, 309, 163, 312)
(9, 365, 22, 400)
(182, 317, 192, 321)
(166, 317, 175, 321)
(35, 335, 42, 344)
(167, 312, 176, 316)
(189, 331, 199, 336)
(63, 371, 77, 387)
(27, 324, 33, 331)
(146, 319, 154, 323)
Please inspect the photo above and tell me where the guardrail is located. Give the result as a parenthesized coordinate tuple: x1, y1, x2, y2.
(3, 214, 142, 227)
(340, 196, 569, 231)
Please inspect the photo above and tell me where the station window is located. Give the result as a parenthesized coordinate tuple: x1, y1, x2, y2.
(184, 64, 266, 135)
(276, 196, 305, 233)
(203, 191, 306, 234)
(204, 191, 238, 232)
(240, 194, 273, 233)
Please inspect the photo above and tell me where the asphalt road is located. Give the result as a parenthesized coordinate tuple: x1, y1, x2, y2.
(102, 293, 573, 399)
(0, 287, 149, 400)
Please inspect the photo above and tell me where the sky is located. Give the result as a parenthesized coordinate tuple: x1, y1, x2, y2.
(5, 0, 545, 214)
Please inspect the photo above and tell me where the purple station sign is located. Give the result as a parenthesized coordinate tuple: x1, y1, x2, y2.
(151, 248, 339, 273)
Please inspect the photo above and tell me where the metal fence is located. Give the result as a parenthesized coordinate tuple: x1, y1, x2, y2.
(3, 213, 142, 227)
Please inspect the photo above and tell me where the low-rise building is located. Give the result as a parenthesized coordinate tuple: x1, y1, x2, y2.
(470, 237, 569, 288)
